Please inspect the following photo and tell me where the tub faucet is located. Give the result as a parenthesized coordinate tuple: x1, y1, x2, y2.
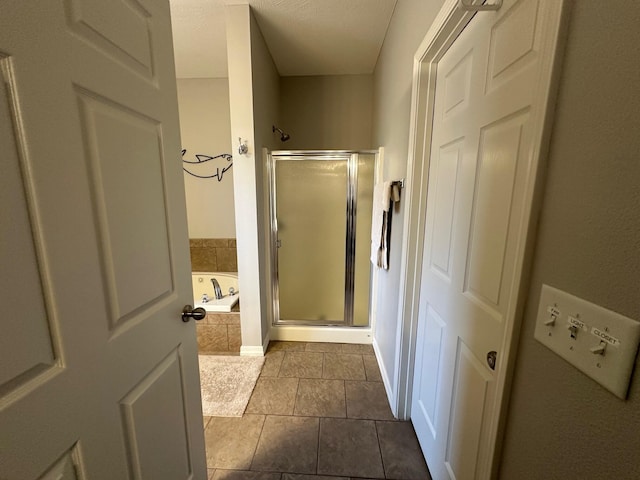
(211, 278, 223, 300)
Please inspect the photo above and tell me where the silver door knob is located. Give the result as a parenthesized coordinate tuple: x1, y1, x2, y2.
(182, 305, 206, 322)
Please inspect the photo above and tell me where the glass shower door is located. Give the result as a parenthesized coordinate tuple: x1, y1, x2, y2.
(274, 156, 349, 324)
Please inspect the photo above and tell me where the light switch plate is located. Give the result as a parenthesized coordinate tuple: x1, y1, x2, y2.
(534, 284, 640, 399)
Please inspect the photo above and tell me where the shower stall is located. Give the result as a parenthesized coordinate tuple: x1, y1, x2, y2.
(267, 150, 376, 328)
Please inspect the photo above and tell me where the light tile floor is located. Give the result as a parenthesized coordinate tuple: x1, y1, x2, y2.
(203, 341, 432, 480)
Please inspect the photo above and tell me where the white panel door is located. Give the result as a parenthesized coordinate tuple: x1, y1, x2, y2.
(0, 1, 206, 479)
(411, 1, 563, 478)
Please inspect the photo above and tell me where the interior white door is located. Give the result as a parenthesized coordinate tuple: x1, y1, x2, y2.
(0, 1, 206, 479)
(411, 1, 564, 478)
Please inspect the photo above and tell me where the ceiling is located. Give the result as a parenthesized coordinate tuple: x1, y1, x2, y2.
(169, 0, 398, 78)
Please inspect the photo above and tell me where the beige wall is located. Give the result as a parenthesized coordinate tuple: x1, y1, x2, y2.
(499, 2, 640, 478)
(371, 0, 446, 396)
(249, 8, 280, 344)
(280, 74, 373, 150)
(176, 78, 235, 238)
(373, 0, 640, 477)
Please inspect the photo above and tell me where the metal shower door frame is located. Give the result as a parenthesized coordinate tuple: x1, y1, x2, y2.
(267, 150, 376, 327)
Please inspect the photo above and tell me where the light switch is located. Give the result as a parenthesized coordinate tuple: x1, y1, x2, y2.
(534, 284, 640, 399)
(590, 342, 606, 356)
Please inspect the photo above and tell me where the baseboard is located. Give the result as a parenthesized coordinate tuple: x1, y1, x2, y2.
(270, 325, 373, 344)
(373, 336, 397, 418)
(240, 345, 266, 356)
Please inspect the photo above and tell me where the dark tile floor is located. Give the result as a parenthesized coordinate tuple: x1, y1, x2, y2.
(203, 341, 431, 480)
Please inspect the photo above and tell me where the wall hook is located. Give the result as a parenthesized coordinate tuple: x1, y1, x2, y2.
(238, 137, 248, 155)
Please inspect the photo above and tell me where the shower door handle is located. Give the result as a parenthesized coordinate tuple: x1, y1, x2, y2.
(182, 305, 206, 322)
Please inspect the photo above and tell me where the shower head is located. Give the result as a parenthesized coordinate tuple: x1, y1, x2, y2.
(272, 125, 290, 142)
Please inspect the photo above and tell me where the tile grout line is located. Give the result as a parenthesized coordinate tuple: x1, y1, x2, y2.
(343, 379, 348, 419)
(275, 350, 286, 377)
(247, 414, 268, 472)
(291, 376, 301, 416)
(374, 420, 389, 480)
(316, 413, 322, 475)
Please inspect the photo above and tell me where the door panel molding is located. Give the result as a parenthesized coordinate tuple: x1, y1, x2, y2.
(120, 348, 192, 480)
(0, 55, 63, 402)
(64, 0, 155, 80)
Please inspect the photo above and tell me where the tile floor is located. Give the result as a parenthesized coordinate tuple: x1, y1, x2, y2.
(203, 341, 431, 480)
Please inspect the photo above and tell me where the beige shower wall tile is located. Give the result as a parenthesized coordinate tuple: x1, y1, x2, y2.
(228, 238, 237, 247)
(189, 238, 204, 247)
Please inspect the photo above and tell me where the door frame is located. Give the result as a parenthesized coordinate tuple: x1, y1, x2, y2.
(393, 0, 571, 471)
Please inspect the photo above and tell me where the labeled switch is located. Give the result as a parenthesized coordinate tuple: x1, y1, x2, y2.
(545, 306, 560, 326)
(568, 324, 578, 339)
(590, 341, 607, 356)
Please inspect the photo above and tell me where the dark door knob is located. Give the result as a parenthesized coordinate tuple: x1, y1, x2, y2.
(487, 351, 497, 370)
(182, 305, 206, 322)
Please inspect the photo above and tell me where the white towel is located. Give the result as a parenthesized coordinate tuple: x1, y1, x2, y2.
(371, 181, 392, 268)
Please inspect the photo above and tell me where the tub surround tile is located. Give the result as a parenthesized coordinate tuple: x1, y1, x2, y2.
(203, 238, 231, 248)
(345, 381, 395, 421)
(197, 324, 229, 353)
(224, 313, 241, 325)
(191, 247, 218, 272)
(205, 415, 265, 470)
(362, 355, 383, 382)
(279, 352, 324, 379)
(198, 314, 242, 353)
(208, 468, 216, 480)
(294, 379, 346, 418)
(322, 353, 366, 381)
(190, 237, 238, 273)
(317, 418, 384, 479)
(251, 416, 319, 474)
(206, 313, 241, 326)
(246, 377, 299, 415)
(228, 325, 241, 352)
(376, 421, 431, 480)
(217, 248, 238, 272)
(260, 351, 285, 377)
